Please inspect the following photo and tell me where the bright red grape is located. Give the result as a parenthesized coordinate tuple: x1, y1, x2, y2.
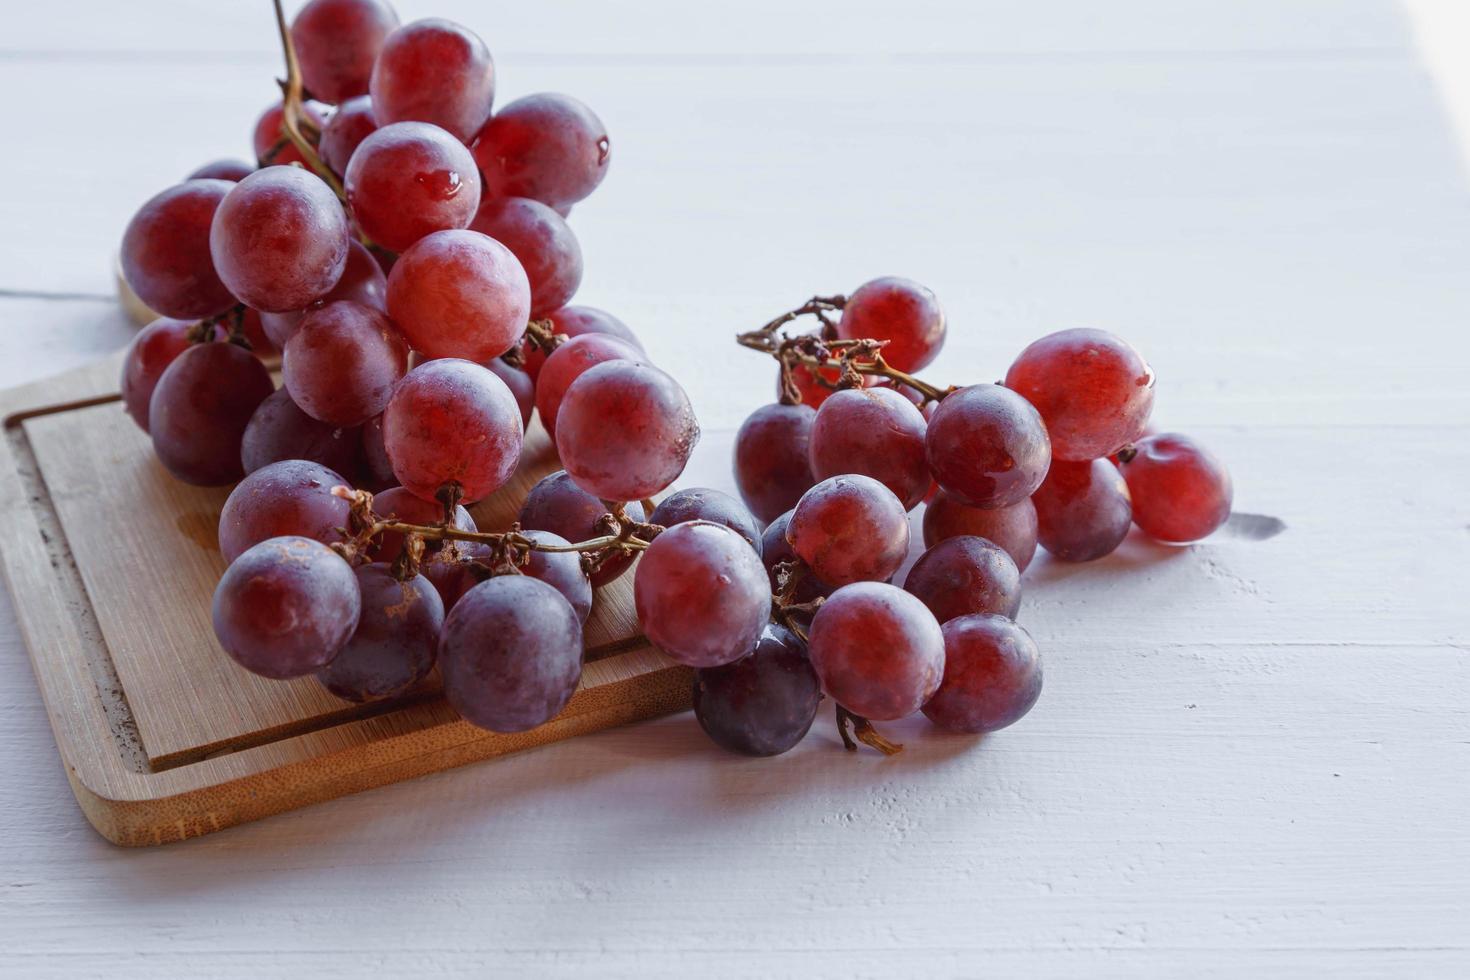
(534, 333, 642, 442)
(440, 576, 582, 733)
(317, 564, 441, 702)
(1032, 458, 1132, 561)
(807, 581, 944, 721)
(517, 471, 646, 587)
(903, 536, 1021, 623)
(733, 402, 817, 524)
(251, 101, 327, 167)
(386, 229, 530, 361)
(121, 180, 237, 319)
(283, 300, 408, 426)
(149, 342, 274, 485)
(786, 474, 909, 587)
(809, 386, 929, 510)
(1005, 327, 1155, 461)
(471, 93, 610, 209)
(923, 613, 1042, 734)
(523, 305, 642, 381)
(556, 361, 699, 502)
(836, 276, 946, 373)
(922, 490, 1038, 573)
(291, 0, 398, 105)
(187, 159, 253, 182)
(260, 239, 387, 348)
(240, 387, 361, 476)
(925, 383, 1051, 509)
(369, 18, 495, 143)
(635, 521, 770, 668)
(1121, 433, 1232, 543)
(217, 459, 353, 564)
(650, 488, 761, 555)
(694, 624, 820, 756)
(344, 121, 480, 252)
(782, 357, 843, 408)
(469, 196, 582, 317)
(319, 94, 378, 176)
(120, 318, 200, 433)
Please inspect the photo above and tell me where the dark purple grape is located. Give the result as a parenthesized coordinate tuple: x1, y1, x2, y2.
(344, 121, 481, 252)
(1033, 458, 1133, 561)
(925, 384, 1051, 509)
(733, 402, 817, 524)
(650, 488, 761, 555)
(440, 576, 582, 732)
(923, 614, 1042, 734)
(283, 300, 409, 426)
(807, 581, 944, 720)
(120, 179, 237, 319)
(149, 342, 274, 486)
(534, 333, 643, 442)
(320, 95, 379, 176)
(836, 276, 946, 373)
(187, 159, 253, 181)
(317, 565, 442, 702)
(903, 536, 1021, 623)
(517, 471, 645, 587)
(487, 357, 534, 430)
(260, 239, 388, 349)
(1121, 433, 1233, 543)
(120, 318, 200, 433)
(218, 459, 353, 564)
(694, 624, 820, 756)
(635, 521, 770, 668)
(760, 510, 833, 603)
(507, 529, 593, 623)
(386, 229, 529, 362)
(786, 474, 909, 587)
(922, 490, 1038, 572)
(472, 93, 609, 210)
(370, 18, 496, 143)
(292, 0, 399, 105)
(809, 386, 929, 510)
(212, 536, 361, 679)
(242, 386, 361, 476)
(469, 196, 582, 317)
(356, 413, 396, 490)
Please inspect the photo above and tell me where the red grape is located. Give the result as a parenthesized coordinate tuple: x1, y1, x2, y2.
(386, 229, 530, 361)
(1032, 458, 1132, 561)
(469, 196, 582, 317)
(209, 167, 349, 313)
(259, 239, 387, 348)
(1005, 327, 1155, 461)
(517, 471, 646, 587)
(556, 361, 700, 502)
(903, 536, 1021, 623)
(694, 624, 820, 756)
(440, 576, 582, 733)
(925, 384, 1051, 509)
(241, 387, 360, 476)
(649, 488, 761, 554)
(149, 342, 274, 485)
(733, 402, 817, 524)
(381, 358, 523, 503)
(635, 521, 770, 668)
(291, 0, 398, 105)
(523, 305, 642, 381)
(317, 565, 441, 702)
(922, 490, 1038, 572)
(419, 540, 490, 613)
(369, 485, 475, 563)
(836, 276, 946, 373)
(370, 18, 495, 142)
(319, 94, 378, 176)
(809, 386, 929, 510)
(120, 318, 200, 433)
(534, 333, 642, 442)
(251, 101, 327, 167)
(213, 536, 361, 679)
(283, 300, 409, 426)
(509, 529, 593, 624)
(471, 93, 610, 209)
(807, 582, 944, 720)
(217, 459, 353, 564)
(783, 358, 844, 408)
(760, 510, 833, 604)
(923, 614, 1042, 734)
(1120, 433, 1232, 543)
(120, 179, 237, 320)
(187, 159, 253, 182)
(487, 357, 534, 430)
(344, 121, 480, 252)
(786, 474, 909, 587)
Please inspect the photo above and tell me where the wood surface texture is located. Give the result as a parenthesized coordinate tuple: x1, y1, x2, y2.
(0, 0, 1466, 976)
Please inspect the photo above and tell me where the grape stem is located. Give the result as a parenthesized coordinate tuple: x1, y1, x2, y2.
(269, 0, 347, 202)
(835, 705, 904, 756)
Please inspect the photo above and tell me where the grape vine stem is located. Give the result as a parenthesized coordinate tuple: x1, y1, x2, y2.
(270, 0, 348, 201)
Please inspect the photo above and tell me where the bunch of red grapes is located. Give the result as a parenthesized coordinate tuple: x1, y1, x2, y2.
(115, 0, 1234, 758)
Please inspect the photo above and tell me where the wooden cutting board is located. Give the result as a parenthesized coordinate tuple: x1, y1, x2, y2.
(0, 352, 690, 846)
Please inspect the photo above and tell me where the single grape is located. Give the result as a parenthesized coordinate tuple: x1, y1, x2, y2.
(386, 229, 530, 361)
(694, 624, 821, 756)
(319, 94, 378, 176)
(523, 305, 642, 381)
(212, 536, 360, 678)
(836, 276, 946, 373)
(291, 0, 398, 105)
(149, 342, 274, 485)
(487, 357, 534, 430)
(209, 167, 349, 313)
(534, 333, 643, 442)
(120, 318, 201, 433)
(1120, 433, 1233, 543)
(1005, 327, 1155, 461)
(809, 386, 929, 510)
(369, 485, 475, 564)
(251, 101, 327, 167)
(235, 308, 278, 358)
(556, 361, 699, 502)
(440, 576, 582, 732)
(782, 357, 843, 408)
(120, 180, 237, 320)
(733, 402, 817, 524)
(317, 565, 441, 702)
(187, 159, 253, 182)
(260, 239, 387, 348)
(635, 521, 769, 668)
(517, 471, 646, 587)
(904, 535, 1021, 623)
(650, 488, 761, 555)
(356, 413, 396, 490)
(370, 18, 495, 142)
(344, 121, 481, 252)
(923, 613, 1042, 734)
(925, 384, 1051, 509)
(381, 358, 523, 503)
(503, 529, 593, 623)
(760, 510, 833, 603)
(241, 388, 360, 476)
(419, 540, 491, 613)
(472, 93, 610, 209)
(922, 490, 1038, 572)
(1032, 458, 1132, 561)
(218, 459, 352, 564)
(283, 300, 408, 427)
(469, 196, 582, 317)
(807, 581, 944, 720)
(786, 474, 909, 587)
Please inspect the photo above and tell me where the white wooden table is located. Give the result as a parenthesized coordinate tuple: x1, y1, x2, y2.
(1, 2, 1466, 976)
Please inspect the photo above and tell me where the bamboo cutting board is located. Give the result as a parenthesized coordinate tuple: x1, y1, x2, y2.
(0, 352, 691, 846)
